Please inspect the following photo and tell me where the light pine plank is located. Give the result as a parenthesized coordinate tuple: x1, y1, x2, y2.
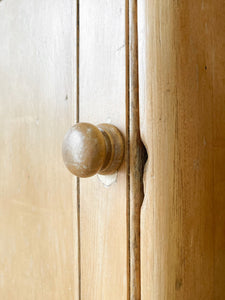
(139, 0, 225, 299)
(0, 0, 78, 299)
(79, 1, 127, 299)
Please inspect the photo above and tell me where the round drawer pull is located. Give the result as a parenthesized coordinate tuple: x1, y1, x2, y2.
(62, 123, 124, 178)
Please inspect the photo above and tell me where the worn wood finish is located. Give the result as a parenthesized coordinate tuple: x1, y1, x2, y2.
(79, 1, 127, 299)
(0, 0, 78, 299)
(139, 0, 225, 298)
(127, 0, 144, 299)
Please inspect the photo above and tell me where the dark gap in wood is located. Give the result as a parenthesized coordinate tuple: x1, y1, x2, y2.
(125, 0, 130, 299)
(76, 0, 80, 124)
(76, 177, 81, 300)
(76, 1, 81, 299)
(139, 141, 148, 206)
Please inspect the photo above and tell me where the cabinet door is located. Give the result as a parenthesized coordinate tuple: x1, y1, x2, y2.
(139, 0, 225, 299)
(0, 1, 129, 300)
(0, 1, 78, 299)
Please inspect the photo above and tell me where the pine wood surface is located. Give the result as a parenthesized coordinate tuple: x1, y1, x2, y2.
(78, 1, 127, 299)
(139, 0, 225, 299)
(0, 1, 78, 299)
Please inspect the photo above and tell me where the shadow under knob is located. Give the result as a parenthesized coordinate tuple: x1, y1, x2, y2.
(62, 122, 124, 178)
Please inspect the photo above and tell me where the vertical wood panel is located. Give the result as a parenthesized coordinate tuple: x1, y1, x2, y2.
(0, 1, 78, 299)
(212, 2, 225, 297)
(79, 1, 127, 299)
(139, 0, 225, 298)
(128, 0, 144, 299)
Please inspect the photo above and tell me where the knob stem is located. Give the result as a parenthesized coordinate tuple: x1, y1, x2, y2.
(97, 124, 124, 175)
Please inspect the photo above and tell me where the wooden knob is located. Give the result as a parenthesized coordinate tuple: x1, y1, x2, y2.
(62, 123, 124, 178)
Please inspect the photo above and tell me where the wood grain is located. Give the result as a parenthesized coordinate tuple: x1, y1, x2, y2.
(79, 1, 127, 299)
(0, 0, 78, 299)
(139, 0, 225, 298)
(127, 0, 145, 299)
